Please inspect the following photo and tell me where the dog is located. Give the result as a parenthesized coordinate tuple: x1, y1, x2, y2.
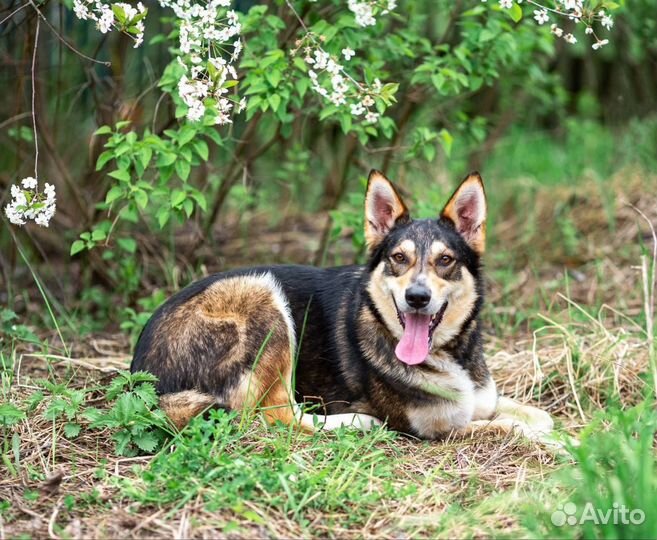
(131, 170, 553, 439)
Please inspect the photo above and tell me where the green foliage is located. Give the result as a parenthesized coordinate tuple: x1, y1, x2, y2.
(121, 409, 411, 529)
(525, 402, 657, 539)
(85, 371, 172, 456)
(1, 309, 38, 345)
(120, 289, 168, 345)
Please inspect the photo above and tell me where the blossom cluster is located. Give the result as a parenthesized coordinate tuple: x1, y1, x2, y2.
(71, 0, 242, 123)
(160, 0, 243, 123)
(347, 0, 397, 27)
(4, 177, 56, 227)
(295, 40, 382, 124)
(73, 0, 146, 47)
(493, 0, 614, 49)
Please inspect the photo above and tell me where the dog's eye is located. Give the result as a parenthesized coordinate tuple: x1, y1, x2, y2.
(438, 255, 454, 266)
(392, 253, 407, 264)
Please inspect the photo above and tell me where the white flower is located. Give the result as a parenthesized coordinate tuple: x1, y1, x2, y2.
(550, 23, 564, 37)
(350, 103, 365, 116)
(231, 39, 242, 62)
(5, 178, 56, 227)
(499, 0, 512, 9)
(533, 9, 549, 25)
(592, 39, 609, 50)
(97, 5, 114, 33)
(601, 15, 613, 30)
(342, 47, 355, 61)
(564, 33, 577, 44)
(21, 176, 37, 189)
(585, 26, 593, 34)
(362, 95, 374, 107)
(365, 111, 379, 123)
(73, 0, 90, 20)
(348, 0, 376, 27)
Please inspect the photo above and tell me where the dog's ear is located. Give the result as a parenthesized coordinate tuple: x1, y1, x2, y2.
(440, 172, 487, 254)
(364, 170, 410, 251)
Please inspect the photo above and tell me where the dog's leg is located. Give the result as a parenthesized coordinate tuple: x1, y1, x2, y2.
(296, 410, 383, 432)
(495, 396, 554, 436)
(456, 398, 553, 441)
(159, 390, 226, 430)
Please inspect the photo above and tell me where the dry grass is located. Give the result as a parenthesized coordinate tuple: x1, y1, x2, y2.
(1, 169, 655, 539)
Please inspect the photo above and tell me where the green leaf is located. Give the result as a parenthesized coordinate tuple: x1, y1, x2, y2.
(191, 191, 207, 212)
(177, 125, 197, 147)
(0, 403, 25, 426)
(64, 422, 81, 439)
(139, 146, 153, 169)
(105, 186, 123, 205)
(133, 383, 158, 407)
(70, 240, 86, 256)
(509, 3, 523, 22)
(134, 189, 148, 209)
(108, 169, 131, 182)
(266, 70, 282, 88)
(94, 125, 113, 136)
(114, 429, 135, 456)
(117, 238, 137, 253)
(157, 152, 177, 168)
(96, 150, 114, 171)
(175, 159, 191, 182)
(156, 207, 170, 228)
(132, 431, 159, 453)
(422, 144, 436, 162)
(267, 94, 282, 113)
(439, 129, 453, 158)
(183, 199, 194, 218)
(170, 189, 186, 208)
(192, 140, 209, 161)
(91, 229, 106, 242)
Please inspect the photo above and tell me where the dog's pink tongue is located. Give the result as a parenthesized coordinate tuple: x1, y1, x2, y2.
(395, 313, 431, 365)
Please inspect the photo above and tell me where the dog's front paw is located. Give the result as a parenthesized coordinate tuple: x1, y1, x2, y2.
(496, 396, 554, 435)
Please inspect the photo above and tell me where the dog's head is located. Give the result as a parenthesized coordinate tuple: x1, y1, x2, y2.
(364, 170, 486, 366)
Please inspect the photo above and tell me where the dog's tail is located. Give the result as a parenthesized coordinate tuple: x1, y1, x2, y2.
(159, 390, 230, 429)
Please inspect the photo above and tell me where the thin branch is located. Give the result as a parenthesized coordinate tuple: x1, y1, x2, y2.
(0, 2, 29, 26)
(31, 12, 39, 179)
(0, 111, 31, 131)
(28, 0, 111, 66)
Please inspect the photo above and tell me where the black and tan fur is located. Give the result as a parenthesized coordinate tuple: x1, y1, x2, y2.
(131, 171, 553, 439)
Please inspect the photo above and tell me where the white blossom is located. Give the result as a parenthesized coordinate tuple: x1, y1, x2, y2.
(5, 178, 56, 227)
(533, 9, 549, 25)
(342, 47, 355, 60)
(499, 0, 512, 9)
(550, 23, 564, 37)
(21, 176, 37, 189)
(365, 111, 379, 123)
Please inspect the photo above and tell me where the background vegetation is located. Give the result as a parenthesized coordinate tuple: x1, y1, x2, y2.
(1, 0, 656, 537)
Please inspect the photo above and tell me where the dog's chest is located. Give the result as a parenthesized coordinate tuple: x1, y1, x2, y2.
(401, 354, 477, 438)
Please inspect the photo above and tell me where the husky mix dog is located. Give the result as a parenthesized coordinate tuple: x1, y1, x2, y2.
(131, 171, 552, 439)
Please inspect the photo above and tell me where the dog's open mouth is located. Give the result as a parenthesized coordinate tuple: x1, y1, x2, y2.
(393, 300, 448, 366)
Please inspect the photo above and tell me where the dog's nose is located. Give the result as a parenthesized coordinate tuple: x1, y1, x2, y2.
(405, 285, 431, 309)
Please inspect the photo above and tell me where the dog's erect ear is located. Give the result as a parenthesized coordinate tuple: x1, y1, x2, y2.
(364, 170, 410, 251)
(440, 172, 487, 254)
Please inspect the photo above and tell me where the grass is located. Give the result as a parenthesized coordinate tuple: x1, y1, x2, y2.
(1, 125, 656, 538)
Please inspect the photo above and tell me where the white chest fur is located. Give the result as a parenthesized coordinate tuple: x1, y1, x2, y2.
(404, 354, 497, 438)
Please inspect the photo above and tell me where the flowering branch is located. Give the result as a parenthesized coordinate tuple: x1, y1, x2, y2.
(5, 15, 57, 227)
(492, 0, 615, 49)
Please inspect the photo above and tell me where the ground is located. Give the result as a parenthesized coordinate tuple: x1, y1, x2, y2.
(1, 167, 655, 539)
